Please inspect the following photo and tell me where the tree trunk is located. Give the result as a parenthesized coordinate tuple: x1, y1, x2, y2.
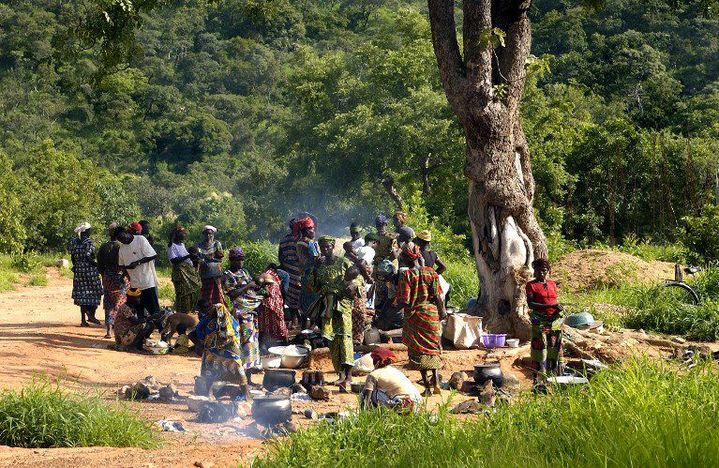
(428, 0, 545, 340)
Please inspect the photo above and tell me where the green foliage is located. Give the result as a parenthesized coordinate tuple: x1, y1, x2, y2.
(28, 273, 49, 286)
(11, 252, 42, 273)
(681, 205, 719, 264)
(442, 259, 479, 308)
(241, 240, 279, 276)
(0, 381, 159, 449)
(258, 359, 719, 467)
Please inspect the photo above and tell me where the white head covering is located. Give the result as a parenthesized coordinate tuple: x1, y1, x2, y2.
(74, 222, 92, 237)
(203, 225, 217, 233)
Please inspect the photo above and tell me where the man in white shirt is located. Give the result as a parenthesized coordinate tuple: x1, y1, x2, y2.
(117, 228, 159, 319)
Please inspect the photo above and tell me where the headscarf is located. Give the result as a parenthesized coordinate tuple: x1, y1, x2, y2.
(318, 235, 336, 246)
(370, 347, 397, 368)
(128, 222, 143, 234)
(203, 225, 217, 233)
(394, 210, 409, 226)
(400, 242, 421, 261)
(74, 222, 92, 237)
(397, 226, 415, 243)
(417, 230, 432, 242)
(107, 222, 119, 238)
(532, 258, 551, 272)
(228, 247, 245, 260)
(375, 214, 388, 228)
(292, 217, 315, 240)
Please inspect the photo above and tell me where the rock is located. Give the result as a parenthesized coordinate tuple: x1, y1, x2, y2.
(309, 385, 332, 401)
(448, 372, 467, 391)
(449, 399, 483, 414)
(194, 461, 214, 468)
(290, 383, 307, 394)
(271, 387, 292, 397)
(502, 374, 521, 390)
(233, 401, 251, 419)
(304, 408, 318, 420)
(672, 336, 687, 344)
(460, 381, 477, 394)
(128, 382, 151, 400)
(158, 385, 178, 402)
(285, 421, 299, 433)
(56, 259, 70, 269)
(478, 380, 496, 407)
(198, 401, 236, 423)
(143, 376, 159, 388)
(118, 385, 131, 398)
(212, 382, 244, 400)
(187, 395, 210, 412)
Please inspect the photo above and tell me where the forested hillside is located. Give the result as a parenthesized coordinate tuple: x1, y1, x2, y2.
(1, 0, 718, 253)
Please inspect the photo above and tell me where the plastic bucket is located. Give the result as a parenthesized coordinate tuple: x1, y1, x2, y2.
(494, 334, 507, 347)
(482, 334, 496, 348)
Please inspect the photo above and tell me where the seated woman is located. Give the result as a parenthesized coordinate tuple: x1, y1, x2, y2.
(360, 347, 422, 413)
(113, 304, 154, 351)
(196, 303, 250, 398)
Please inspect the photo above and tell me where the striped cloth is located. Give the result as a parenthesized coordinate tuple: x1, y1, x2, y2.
(279, 233, 302, 310)
(398, 267, 443, 369)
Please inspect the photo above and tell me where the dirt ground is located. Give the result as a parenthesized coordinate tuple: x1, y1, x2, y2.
(0, 270, 534, 467)
(552, 249, 676, 292)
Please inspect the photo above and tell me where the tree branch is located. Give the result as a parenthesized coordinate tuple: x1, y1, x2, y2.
(427, 0, 470, 122)
(463, 0, 494, 95)
(492, 1, 532, 112)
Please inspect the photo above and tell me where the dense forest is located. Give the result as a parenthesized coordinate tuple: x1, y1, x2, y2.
(1, 0, 718, 257)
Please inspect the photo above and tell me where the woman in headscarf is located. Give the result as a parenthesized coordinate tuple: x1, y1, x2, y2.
(360, 347, 422, 413)
(97, 224, 129, 338)
(295, 217, 320, 321)
(168, 225, 201, 313)
(256, 265, 289, 350)
(195, 302, 250, 398)
(307, 235, 364, 392)
(196, 225, 225, 307)
(68, 222, 103, 327)
(397, 242, 446, 396)
(223, 247, 261, 383)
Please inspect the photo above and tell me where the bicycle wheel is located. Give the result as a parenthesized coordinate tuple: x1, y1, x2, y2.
(663, 282, 700, 304)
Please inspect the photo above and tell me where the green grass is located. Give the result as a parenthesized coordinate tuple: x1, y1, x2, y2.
(256, 359, 719, 467)
(0, 381, 160, 449)
(0, 252, 65, 291)
(158, 281, 175, 303)
(28, 273, 49, 286)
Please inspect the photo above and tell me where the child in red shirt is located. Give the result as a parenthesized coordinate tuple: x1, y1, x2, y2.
(526, 258, 563, 376)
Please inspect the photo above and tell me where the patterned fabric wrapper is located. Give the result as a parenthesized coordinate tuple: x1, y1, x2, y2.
(399, 267, 443, 370)
(101, 271, 128, 325)
(69, 237, 103, 307)
(258, 269, 289, 340)
(530, 313, 564, 373)
(279, 234, 302, 310)
(201, 277, 225, 307)
(224, 268, 262, 370)
(172, 261, 201, 313)
(201, 303, 248, 385)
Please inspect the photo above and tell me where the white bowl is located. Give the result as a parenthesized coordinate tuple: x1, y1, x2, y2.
(268, 345, 309, 369)
(505, 338, 520, 348)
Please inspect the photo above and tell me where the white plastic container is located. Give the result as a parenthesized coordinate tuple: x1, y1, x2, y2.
(505, 338, 520, 348)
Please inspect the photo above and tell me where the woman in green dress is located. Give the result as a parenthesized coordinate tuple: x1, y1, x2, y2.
(167, 226, 201, 313)
(307, 235, 364, 392)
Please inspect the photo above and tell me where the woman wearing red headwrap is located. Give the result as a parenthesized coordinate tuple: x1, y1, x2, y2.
(397, 242, 446, 396)
(360, 347, 422, 413)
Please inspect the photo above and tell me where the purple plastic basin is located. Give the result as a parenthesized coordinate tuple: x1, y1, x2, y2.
(482, 334, 508, 348)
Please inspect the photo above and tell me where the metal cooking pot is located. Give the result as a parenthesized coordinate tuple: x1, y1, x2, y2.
(262, 369, 296, 392)
(252, 395, 292, 426)
(474, 363, 504, 388)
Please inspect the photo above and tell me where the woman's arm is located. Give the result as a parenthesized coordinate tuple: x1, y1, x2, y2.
(434, 256, 447, 275)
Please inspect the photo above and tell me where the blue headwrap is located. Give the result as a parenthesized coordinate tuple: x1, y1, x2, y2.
(375, 214, 388, 228)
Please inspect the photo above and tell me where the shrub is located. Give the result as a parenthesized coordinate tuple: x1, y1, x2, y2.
(242, 240, 280, 275)
(681, 205, 719, 264)
(0, 381, 159, 449)
(11, 252, 43, 273)
(257, 359, 719, 467)
(442, 259, 479, 308)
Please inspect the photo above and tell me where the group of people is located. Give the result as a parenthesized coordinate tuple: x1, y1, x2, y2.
(69, 211, 564, 404)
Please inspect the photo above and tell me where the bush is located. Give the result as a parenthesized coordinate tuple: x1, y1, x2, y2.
(442, 259, 479, 308)
(0, 381, 159, 448)
(681, 205, 719, 264)
(242, 240, 279, 276)
(257, 359, 719, 467)
(11, 252, 43, 273)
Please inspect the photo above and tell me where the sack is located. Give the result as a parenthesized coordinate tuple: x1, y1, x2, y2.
(442, 313, 482, 349)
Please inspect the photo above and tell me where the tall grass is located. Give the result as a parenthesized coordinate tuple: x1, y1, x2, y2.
(0, 381, 160, 449)
(256, 359, 719, 467)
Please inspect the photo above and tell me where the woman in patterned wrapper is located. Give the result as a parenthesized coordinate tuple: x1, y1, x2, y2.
(68, 222, 103, 327)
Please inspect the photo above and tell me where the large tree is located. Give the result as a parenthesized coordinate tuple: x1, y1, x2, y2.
(427, 1, 542, 339)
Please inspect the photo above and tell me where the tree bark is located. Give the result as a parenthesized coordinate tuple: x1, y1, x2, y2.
(428, 0, 545, 340)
